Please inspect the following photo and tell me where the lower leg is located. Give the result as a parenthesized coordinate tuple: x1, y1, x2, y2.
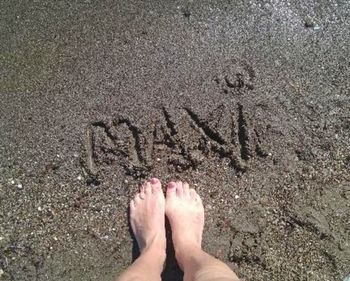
(177, 245, 239, 281)
(116, 178, 166, 281)
(117, 242, 165, 281)
(166, 181, 240, 281)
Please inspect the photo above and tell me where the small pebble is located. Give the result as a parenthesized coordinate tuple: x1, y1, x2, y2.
(0, 269, 3, 277)
(17, 183, 23, 189)
(313, 25, 321, 30)
(77, 175, 82, 181)
(304, 20, 315, 28)
(156, 158, 161, 162)
(10, 180, 15, 184)
(124, 179, 128, 184)
(53, 237, 58, 241)
(38, 206, 43, 211)
(234, 195, 240, 199)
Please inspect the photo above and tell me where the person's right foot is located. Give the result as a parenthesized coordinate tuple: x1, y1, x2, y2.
(165, 181, 205, 261)
(130, 178, 166, 257)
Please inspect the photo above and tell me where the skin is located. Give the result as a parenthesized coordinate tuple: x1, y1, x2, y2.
(117, 178, 239, 281)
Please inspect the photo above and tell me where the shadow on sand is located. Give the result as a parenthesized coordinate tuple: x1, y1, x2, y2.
(128, 212, 183, 281)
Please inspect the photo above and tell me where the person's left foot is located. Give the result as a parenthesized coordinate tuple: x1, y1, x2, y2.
(130, 178, 166, 256)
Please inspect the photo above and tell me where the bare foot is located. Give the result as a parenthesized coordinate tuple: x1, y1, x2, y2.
(165, 181, 205, 264)
(130, 178, 166, 257)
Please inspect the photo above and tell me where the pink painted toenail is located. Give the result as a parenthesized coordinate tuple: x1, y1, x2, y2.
(150, 178, 159, 184)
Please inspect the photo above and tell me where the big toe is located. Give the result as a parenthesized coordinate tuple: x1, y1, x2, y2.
(166, 181, 177, 198)
(176, 181, 184, 197)
(150, 177, 162, 194)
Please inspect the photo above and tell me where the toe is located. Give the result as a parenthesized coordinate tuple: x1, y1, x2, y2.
(189, 188, 201, 202)
(167, 181, 177, 197)
(176, 181, 184, 197)
(183, 182, 190, 197)
(134, 193, 143, 202)
(195, 193, 202, 203)
(190, 188, 197, 199)
(140, 183, 145, 193)
(150, 177, 162, 193)
(144, 181, 152, 194)
(130, 199, 136, 210)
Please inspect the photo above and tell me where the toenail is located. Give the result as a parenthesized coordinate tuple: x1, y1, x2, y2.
(168, 182, 176, 188)
(150, 178, 159, 184)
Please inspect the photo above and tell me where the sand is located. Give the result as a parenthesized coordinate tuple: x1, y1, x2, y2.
(0, 0, 349, 280)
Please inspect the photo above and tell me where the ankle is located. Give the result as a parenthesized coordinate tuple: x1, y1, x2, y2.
(141, 236, 166, 263)
(174, 242, 202, 266)
(173, 233, 202, 254)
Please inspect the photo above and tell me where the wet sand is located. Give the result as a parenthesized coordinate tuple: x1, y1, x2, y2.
(0, 1, 349, 280)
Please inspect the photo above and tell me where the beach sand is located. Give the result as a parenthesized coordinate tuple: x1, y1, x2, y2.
(0, 1, 349, 280)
